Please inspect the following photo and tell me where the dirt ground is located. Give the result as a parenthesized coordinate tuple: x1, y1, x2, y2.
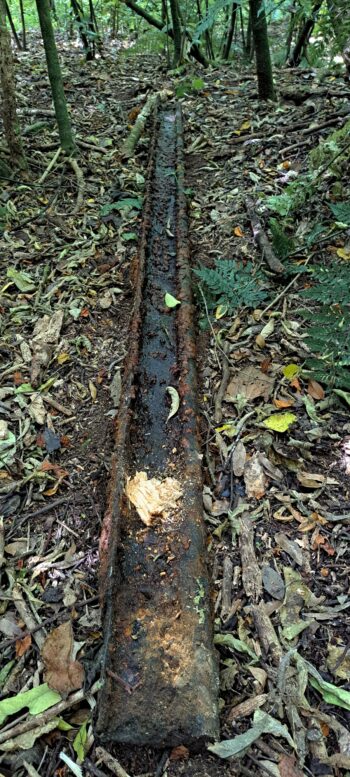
(0, 40, 350, 777)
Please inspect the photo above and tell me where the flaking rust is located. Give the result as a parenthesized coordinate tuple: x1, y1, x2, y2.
(97, 106, 219, 747)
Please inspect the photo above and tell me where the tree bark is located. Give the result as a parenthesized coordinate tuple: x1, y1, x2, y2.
(124, 0, 208, 66)
(5, 0, 22, 48)
(70, 0, 93, 59)
(169, 0, 182, 66)
(35, 0, 76, 154)
(249, 0, 275, 100)
(18, 0, 26, 48)
(289, 0, 323, 66)
(326, 0, 350, 73)
(0, 0, 27, 167)
(223, 1, 238, 59)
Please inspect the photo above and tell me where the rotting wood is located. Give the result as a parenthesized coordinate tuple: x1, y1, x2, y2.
(120, 89, 168, 159)
(245, 197, 285, 274)
(97, 105, 219, 747)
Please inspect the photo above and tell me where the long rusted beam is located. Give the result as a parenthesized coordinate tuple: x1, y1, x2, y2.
(97, 106, 219, 747)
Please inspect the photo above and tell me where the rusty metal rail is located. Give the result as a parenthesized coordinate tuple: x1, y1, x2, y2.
(97, 105, 219, 747)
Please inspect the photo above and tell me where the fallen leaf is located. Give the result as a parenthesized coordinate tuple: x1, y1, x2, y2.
(126, 471, 182, 526)
(337, 247, 350, 260)
(225, 366, 274, 402)
(244, 453, 267, 499)
(169, 746, 190, 761)
(42, 622, 84, 696)
(234, 226, 243, 237)
(231, 441, 246, 477)
(297, 471, 325, 489)
(0, 684, 61, 726)
(215, 303, 228, 319)
(279, 754, 305, 777)
(16, 634, 32, 657)
(307, 380, 325, 400)
(262, 566, 285, 600)
(164, 292, 181, 308)
(89, 380, 97, 401)
(166, 386, 180, 420)
(263, 412, 297, 433)
(273, 397, 295, 408)
(282, 363, 300, 380)
(327, 644, 350, 680)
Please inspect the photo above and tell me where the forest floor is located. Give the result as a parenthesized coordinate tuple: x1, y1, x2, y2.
(0, 38, 350, 777)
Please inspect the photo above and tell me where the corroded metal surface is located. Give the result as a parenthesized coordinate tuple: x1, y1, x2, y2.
(97, 106, 219, 747)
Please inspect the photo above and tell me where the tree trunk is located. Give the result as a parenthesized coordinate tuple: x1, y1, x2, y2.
(0, 0, 26, 167)
(223, 2, 238, 59)
(249, 0, 275, 99)
(285, 7, 296, 61)
(70, 0, 93, 59)
(18, 0, 26, 48)
(245, 10, 253, 57)
(124, 0, 208, 66)
(326, 0, 350, 73)
(35, 0, 76, 154)
(168, 0, 181, 66)
(5, 0, 22, 48)
(289, 0, 323, 66)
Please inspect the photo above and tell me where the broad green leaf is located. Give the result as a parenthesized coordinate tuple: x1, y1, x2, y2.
(15, 383, 33, 394)
(7, 268, 36, 292)
(214, 633, 258, 660)
(73, 720, 88, 763)
(334, 389, 350, 407)
(166, 386, 180, 420)
(282, 620, 314, 640)
(309, 675, 350, 711)
(282, 363, 300, 380)
(0, 683, 61, 726)
(263, 412, 297, 433)
(215, 304, 228, 319)
(122, 232, 137, 241)
(164, 292, 181, 308)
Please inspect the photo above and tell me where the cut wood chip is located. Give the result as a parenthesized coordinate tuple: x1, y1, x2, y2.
(225, 365, 274, 403)
(125, 471, 182, 526)
(42, 621, 84, 696)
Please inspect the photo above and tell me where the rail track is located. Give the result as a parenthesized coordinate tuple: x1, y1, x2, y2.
(97, 105, 219, 747)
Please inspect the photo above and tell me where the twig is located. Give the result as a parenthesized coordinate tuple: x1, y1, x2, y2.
(245, 197, 285, 274)
(24, 763, 42, 777)
(43, 394, 73, 417)
(214, 341, 230, 424)
(0, 515, 4, 568)
(95, 747, 131, 777)
(66, 156, 85, 214)
(84, 759, 108, 777)
(0, 595, 99, 651)
(0, 680, 102, 745)
(12, 582, 46, 649)
(259, 256, 311, 317)
(39, 147, 62, 184)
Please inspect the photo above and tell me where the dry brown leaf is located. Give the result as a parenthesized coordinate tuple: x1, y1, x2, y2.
(273, 397, 295, 409)
(307, 380, 325, 400)
(225, 365, 274, 403)
(243, 453, 267, 499)
(16, 634, 32, 657)
(42, 621, 84, 696)
(231, 441, 247, 477)
(169, 746, 189, 761)
(126, 471, 182, 526)
(297, 471, 325, 489)
(279, 754, 305, 777)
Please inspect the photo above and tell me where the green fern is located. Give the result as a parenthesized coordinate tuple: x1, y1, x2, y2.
(194, 259, 268, 314)
(328, 201, 350, 226)
(269, 218, 295, 259)
(298, 261, 350, 388)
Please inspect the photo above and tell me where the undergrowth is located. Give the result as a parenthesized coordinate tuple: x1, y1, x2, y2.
(194, 259, 268, 316)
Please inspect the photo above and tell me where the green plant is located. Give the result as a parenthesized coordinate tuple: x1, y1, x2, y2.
(194, 258, 268, 315)
(175, 77, 205, 98)
(299, 261, 350, 388)
(269, 218, 295, 259)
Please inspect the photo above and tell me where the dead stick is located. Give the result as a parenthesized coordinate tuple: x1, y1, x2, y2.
(120, 90, 168, 159)
(245, 197, 285, 275)
(214, 342, 230, 424)
(0, 680, 102, 745)
(95, 747, 131, 777)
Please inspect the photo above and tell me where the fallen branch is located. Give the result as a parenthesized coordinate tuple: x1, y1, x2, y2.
(0, 680, 102, 745)
(245, 197, 285, 275)
(12, 582, 46, 649)
(38, 146, 61, 184)
(121, 90, 168, 159)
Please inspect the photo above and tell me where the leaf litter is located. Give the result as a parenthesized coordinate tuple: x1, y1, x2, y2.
(0, 34, 350, 777)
